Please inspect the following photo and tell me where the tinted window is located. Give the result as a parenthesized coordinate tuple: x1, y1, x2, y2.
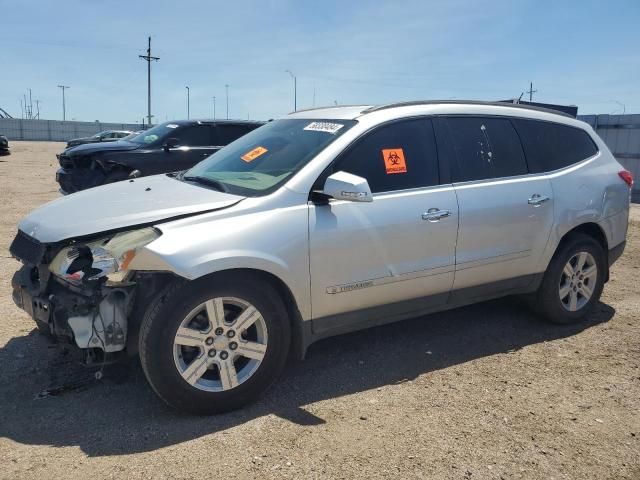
(439, 116, 528, 182)
(336, 118, 439, 193)
(513, 119, 598, 173)
(174, 125, 211, 146)
(216, 124, 254, 145)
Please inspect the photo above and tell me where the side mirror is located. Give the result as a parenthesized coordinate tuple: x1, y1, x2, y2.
(164, 138, 180, 151)
(322, 171, 373, 202)
(128, 169, 142, 178)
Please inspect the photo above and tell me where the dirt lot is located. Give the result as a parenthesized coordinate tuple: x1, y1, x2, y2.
(0, 141, 638, 480)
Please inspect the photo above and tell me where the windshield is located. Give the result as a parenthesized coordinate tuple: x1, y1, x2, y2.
(184, 118, 356, 196)
(127, 122, 181, 145)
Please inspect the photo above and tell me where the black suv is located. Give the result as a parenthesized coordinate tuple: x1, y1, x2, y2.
(56, 120, 264, 194)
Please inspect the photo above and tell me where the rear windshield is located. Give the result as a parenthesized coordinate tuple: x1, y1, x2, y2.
(184, 119, 356, 196)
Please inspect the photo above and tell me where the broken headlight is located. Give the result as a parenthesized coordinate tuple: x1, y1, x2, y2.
(49, 227, 160, 285)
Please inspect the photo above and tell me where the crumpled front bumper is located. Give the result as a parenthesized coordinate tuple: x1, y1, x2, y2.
(12, 263, 131, 354)
(55, 165, 107, 194)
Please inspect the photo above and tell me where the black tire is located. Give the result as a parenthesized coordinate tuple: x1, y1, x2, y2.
(534, 233, 606, 324)
(139, 273, 290, 415)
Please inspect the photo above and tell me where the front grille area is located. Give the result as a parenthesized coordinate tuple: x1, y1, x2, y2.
(9, 230, 46, 265)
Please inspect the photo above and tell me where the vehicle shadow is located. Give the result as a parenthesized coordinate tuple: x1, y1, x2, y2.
(0, 297, 615, 457)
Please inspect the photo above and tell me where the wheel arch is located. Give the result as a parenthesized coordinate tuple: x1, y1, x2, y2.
(551, 222, 610, 281)
(204, 268, 307, 360)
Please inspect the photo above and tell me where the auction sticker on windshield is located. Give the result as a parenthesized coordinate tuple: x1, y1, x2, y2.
(241, 146, 268, 162)
(303, 122, 345, 134)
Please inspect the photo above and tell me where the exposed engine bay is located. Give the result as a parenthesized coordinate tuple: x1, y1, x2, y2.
(10, 227, 171, 366)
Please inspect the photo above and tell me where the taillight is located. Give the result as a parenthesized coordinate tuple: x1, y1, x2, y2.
(618, 170, 634, 188)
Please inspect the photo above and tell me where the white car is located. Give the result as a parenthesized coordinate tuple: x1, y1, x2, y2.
(11, 101, 632, 414)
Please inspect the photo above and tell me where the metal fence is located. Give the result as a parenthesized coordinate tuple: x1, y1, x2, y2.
(0, 118, 141, 142)
(578, 114, 640, 202)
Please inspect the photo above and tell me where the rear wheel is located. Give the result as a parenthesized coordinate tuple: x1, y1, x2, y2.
(534, 234, 606, 324)
(139, 274, 290, 414)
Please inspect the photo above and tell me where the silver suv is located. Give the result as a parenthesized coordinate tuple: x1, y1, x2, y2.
(10, 101, 633, 414)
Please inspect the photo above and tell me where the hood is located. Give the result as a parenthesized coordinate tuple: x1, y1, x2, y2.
(19, 174, 244, 243)
(66, 140, 140, 156)
(68, 136, 98, 144)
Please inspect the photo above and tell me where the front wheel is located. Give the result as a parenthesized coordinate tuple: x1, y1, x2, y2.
(534, 234, 606, 324)
(139, 274, 290, 414)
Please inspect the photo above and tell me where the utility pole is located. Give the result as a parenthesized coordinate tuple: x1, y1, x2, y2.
(57, 85, 69, 121)
(185, 86, 190, 119)
(28, 88, 33, 119)
(212, 96, 216, 119)
(526, 81, 537, 102)
(225, 84, 229, 119)
(35, 100, 41, 119)
(285, 70, 297, 111)
(139, 36, 159, 127)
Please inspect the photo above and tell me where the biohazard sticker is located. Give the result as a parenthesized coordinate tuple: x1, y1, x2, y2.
(241, 146, 268, 162)
(303, 122, 345, 134)
(382, 148, 407, 174)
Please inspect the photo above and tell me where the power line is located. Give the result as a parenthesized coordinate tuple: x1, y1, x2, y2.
(139, 36, 159, 127)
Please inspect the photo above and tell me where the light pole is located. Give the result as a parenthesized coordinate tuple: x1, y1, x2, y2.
(285, 70, 297, 112)
(185, 86, 190, 119)
(57, 85, 69, 121)
(212, 96, 216, 119)
(225, 84, 229, 119)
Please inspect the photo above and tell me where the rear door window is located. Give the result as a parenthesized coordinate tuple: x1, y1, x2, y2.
(512, 119, 598, 173)
(215, 124, 253, 145)
(335, 118, 439, 193)
(436, 116, 528, 183)
(174, 125, 212, 146)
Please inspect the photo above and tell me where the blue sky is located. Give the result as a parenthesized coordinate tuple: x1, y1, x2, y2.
(1, 0, 638, 123)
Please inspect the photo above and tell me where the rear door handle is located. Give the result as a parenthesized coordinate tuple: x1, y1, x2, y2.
(422, 208, 451, 222)
(528, 194, 550, 206)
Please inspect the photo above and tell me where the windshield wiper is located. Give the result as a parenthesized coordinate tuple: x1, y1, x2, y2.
(183, 175, 229, 193)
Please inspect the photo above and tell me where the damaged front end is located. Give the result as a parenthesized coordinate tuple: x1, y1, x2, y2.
(10, 227, 161, 365)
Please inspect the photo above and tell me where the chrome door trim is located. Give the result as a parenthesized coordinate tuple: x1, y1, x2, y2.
(454, 249, 532, 271)
(326, 263, 455, 294)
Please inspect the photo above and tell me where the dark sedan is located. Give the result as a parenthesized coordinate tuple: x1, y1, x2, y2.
(0, 135, 9, 154)
(66, 130, 134, 148)
(56, 119, 264, 194)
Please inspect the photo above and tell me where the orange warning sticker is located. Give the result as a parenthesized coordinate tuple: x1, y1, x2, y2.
(382, 148, 407, 174)
(241, 146, 268, 162)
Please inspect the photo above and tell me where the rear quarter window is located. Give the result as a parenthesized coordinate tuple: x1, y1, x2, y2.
(512, 119, 598, 173)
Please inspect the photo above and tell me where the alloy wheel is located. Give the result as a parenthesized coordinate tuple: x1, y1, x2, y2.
(172, 296, 268, 392)
(558, 251, 598, 312)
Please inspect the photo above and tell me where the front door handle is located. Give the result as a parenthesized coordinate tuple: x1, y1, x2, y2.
(528, 194, 550, 207)
(422, 208, 451, 222)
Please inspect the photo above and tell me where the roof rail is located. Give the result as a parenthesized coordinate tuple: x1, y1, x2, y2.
(362, 100, 573, 118)
(288, 104, 370, 115)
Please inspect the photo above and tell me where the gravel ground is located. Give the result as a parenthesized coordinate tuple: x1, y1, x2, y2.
(0, 141, 638, 480)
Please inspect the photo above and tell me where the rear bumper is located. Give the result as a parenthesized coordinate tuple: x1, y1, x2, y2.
(608, 240, 626, 267)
